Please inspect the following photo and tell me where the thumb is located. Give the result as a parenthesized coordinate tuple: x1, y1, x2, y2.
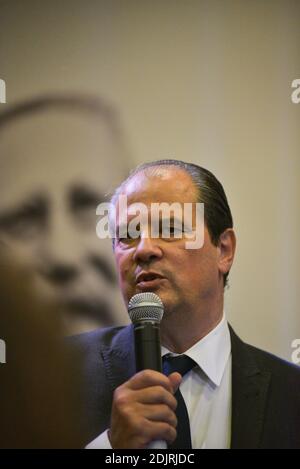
(168, 372, 182, 394)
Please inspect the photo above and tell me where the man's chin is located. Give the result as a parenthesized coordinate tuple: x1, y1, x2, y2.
(62, 311, 105, 336)
(58, 297, 116, 330)
(126, 285, 176, 313)
(150, 291, 176, 316)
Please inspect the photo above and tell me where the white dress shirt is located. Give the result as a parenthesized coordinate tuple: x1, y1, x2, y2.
(86, 314, 232, 449)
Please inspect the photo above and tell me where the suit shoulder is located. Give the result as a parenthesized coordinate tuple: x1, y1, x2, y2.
(230, 325, 300, 381)
(244, 341, 300, 380)
(66, 325, 132, 355)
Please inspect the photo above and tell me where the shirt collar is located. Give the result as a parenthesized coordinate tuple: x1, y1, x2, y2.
(161, 313, 231, 387)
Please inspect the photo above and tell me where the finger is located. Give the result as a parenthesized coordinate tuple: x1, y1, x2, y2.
(144, 420, 177, 446)
(127, 369, 174, 393)
(168, 372, 182, 393)
(142, 404, 177, 427)
(134, 386, 178, 410)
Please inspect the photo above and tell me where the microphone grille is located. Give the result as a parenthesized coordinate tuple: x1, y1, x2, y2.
(128, 292, 164, 323)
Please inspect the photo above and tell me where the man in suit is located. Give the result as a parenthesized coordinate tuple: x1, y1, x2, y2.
(73, 159, 300, 449)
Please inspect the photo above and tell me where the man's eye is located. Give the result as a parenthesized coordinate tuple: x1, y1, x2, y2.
(71, 187, 103, 212)
(71, 187, 105, 228)
(0, 214, 44, 239)
(117, 237, 135, 247)
(74, 199, 97, 212)
(161, 225, 183, 238)
(170, 225, 182, 235)
(117, 229, 137, 244)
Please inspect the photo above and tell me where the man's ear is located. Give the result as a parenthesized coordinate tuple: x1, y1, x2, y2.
(217, 228, 236, 277)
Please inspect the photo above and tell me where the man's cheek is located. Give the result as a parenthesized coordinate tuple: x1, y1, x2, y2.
(119, 269, 133, 294)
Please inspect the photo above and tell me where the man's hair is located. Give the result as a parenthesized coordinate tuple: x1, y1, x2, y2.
(0, 93, 131, 181)
(0, 93, 121, 138)
(112, 159, 234, 288)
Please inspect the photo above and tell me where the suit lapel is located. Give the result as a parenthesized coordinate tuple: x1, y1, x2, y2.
(101, 325, 136, 391)
(229, 326, 271, 448)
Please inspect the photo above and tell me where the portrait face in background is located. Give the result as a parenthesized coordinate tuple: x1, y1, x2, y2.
(0, 97, 130, 335)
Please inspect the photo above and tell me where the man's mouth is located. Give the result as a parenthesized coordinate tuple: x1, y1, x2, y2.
(60, 297, 115, 326)
(135, 271, 165, 290)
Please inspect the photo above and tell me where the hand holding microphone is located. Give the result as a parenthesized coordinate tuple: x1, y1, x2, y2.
(108, 293, 181, 449)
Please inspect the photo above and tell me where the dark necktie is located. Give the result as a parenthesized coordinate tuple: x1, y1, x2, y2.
(162, 354, 196, 449)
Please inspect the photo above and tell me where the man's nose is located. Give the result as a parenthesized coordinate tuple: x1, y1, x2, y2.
(133, 235, 163, 265)
(40, 262, 78, 285)
(37, 216, 81, 285)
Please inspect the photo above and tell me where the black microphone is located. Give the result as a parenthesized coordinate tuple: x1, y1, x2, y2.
(128, 292, 166, 449)
(128, 292, 164, 373)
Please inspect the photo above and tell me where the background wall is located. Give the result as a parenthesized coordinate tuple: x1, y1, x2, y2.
(0, 0, 299, 360)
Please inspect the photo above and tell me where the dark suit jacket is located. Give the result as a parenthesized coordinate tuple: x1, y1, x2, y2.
(71, 324, 300, 449)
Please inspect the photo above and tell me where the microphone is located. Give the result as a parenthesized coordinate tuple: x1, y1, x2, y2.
(128, 292, 164, 372)
(128, 292, 167, 449)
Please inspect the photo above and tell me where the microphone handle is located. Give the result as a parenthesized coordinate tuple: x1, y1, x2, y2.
(133, 321, 167, 449)
(147, 440, 167, 449)
(133, 321, 162, 372)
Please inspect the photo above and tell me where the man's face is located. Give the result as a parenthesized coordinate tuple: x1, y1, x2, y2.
(114, 167, 224, 317)
(0, 109, 128, 334)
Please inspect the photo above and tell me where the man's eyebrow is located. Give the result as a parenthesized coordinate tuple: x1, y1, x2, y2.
(116, 222, 130, 233)
(0, 194, 48, 224)
(69, 184, 106, 209)
(153, 215, 184, 225)
(162, 215, 182, 222)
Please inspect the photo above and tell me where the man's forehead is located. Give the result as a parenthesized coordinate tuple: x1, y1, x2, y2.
(0, 110, 113, 153)
(0, 109, 129, 206)
(119, 166, 198, 204)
